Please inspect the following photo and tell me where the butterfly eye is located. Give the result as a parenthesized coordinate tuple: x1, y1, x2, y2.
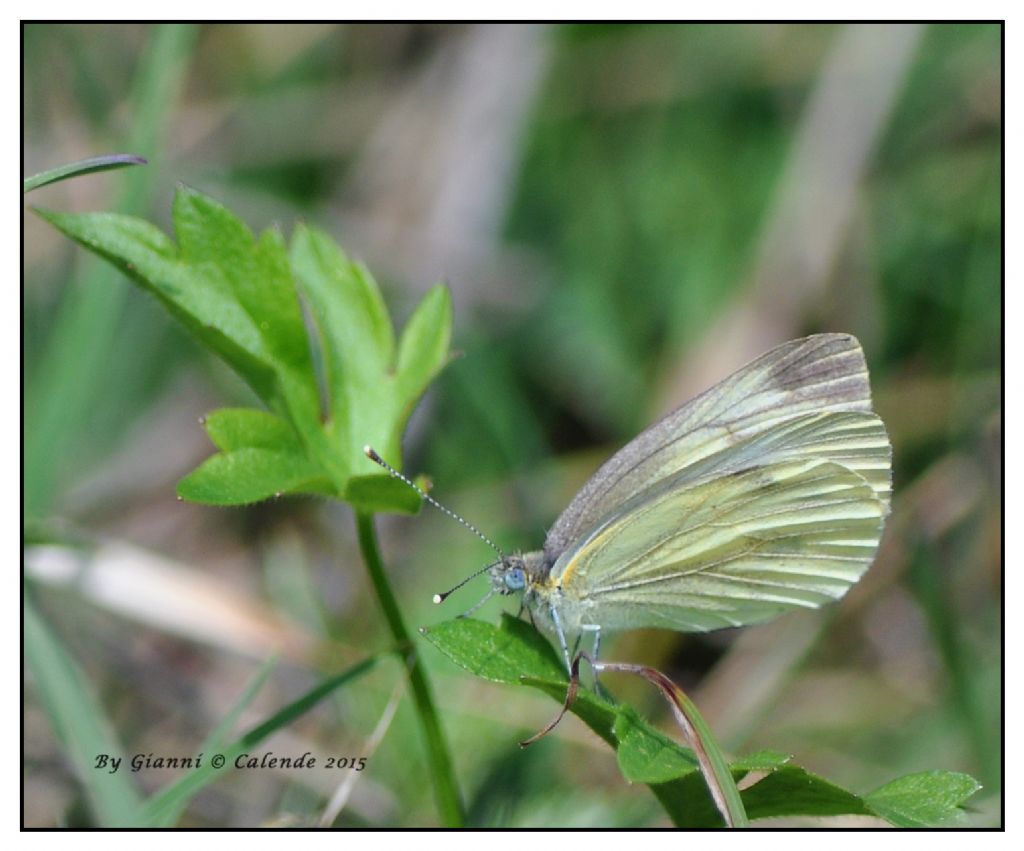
(504, 567, 526, 591)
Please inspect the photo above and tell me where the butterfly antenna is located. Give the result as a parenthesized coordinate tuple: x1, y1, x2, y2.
(433, 562, 499, 605)
(363, 446, 506, 560)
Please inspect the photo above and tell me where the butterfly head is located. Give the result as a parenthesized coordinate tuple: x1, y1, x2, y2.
(490, 554, 527, 596)
(489, 552, 550, 597)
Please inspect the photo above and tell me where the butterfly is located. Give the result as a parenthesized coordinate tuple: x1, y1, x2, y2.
(369, 333, 891, 671)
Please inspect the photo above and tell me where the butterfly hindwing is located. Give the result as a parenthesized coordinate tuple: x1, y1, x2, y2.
(549, 458, 885, 634)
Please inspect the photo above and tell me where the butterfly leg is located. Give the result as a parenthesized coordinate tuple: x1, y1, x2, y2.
(581, 623, 604, 696)
(549, 604, 571, 672)
(457, 589, 495, 619)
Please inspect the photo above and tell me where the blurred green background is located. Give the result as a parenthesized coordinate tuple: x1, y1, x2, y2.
(23, 23, 1001, 827)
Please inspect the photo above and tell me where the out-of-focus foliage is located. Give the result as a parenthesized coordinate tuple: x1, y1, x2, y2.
(24, 23, 1000, 827)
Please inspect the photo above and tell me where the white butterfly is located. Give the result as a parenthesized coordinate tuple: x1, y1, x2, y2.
(485, 334, 891, 666)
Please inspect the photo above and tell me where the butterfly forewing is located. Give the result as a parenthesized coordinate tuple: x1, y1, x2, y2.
(657, 410, 892, 513)
(551, 459, 885, 634)
(544, 334, 878, 560)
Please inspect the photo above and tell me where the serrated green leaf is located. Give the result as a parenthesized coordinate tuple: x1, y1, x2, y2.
(173, 187, 314, 376)
(39, 188, 454, 514)
(202, 408, 302, 452)
(35, 206, 281, 404)
(864, 771, 981, 827)
(167, 188, 324, 445)
(290, 224, 396, 464)
(37, 191, 324, 446)
(177, 448, 334, 505)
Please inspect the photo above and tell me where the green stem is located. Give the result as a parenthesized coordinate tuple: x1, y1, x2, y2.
(355, 511, 464, 827)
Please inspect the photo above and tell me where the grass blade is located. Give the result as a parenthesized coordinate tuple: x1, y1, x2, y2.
(24, 593, 143, 826)
(23, 154, 147, 193)
(140, 654, 380, 826)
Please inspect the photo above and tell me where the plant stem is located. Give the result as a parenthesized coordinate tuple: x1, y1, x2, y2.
(355, 511, 464, 827)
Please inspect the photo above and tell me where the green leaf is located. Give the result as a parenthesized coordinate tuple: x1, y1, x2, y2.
(733, 766, 873, 822)
(290, 225, 396, 460)
(396, 285, 454, 407)
(731, 749, 792, 771)
(344, 475, 423, 515)
(37, 190, 325, 460)
(422, 614, 566, 686)
(172, 187, 314, 377)
(614, 708, 699, 783)
(664, 763, 981, 829)
(421, 614, 981, 828)
(422, 615, 703, 764)
(38, 187, 455, 514)
(661, 765, 868, 828)
(864, 771, 982, 827)
(34, 206, 282, 405)
(177, 448, 334, 505)
(24, 593, 143, 826)
(291, 224, 395, 376)
(615, 735, 789, 786)
(202, 408, 301, 452)
(658, 664, 748, 826)
(290, 224, 453, 480)
(23, 153, 147, 193)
